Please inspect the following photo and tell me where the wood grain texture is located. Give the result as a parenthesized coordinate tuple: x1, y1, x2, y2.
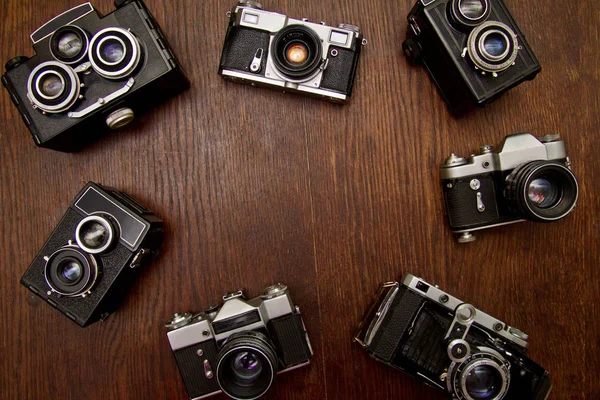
(0, 0, 598, 399)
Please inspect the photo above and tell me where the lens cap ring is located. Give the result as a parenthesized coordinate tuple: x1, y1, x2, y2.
(27, 61, 80, 113)
(44, 245, 98, 297)
(88, 27, 141, 79)
(467, 21, 519, 73)
(49, 25, 89, 65)
(271, 25, 323, 80)
(75, 215, 117, 254)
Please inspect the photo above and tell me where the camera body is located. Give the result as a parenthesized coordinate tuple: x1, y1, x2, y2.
(2, 0, 189, 152)
(166, 283, 312, 400)
(354, 274, 552, 400)
(219, 1, 365, 104)
(403, 0, 541, 113)
(440, 133, 578, 242)
(21, 182, 164, 327)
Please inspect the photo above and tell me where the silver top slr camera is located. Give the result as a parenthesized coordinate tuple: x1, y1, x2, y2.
(440, 133, 578, 242)
(218, 1, 366, 103)
(166, 283, 312, 400)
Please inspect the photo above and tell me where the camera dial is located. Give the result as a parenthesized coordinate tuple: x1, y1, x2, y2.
(238, 0, 263, 9)
(261, 283, 287, 299)
(166, 312, 193, 330)
(75, 215, 117, 254)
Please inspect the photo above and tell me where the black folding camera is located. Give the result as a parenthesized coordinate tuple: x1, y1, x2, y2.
(441, 133, 578, 243)
(354, 274, 552, 400)
(402, 0, 541, 113)
(219, 1, 366, 104)
(21, 182, 164, 327)
(166, 283, 312, 400)
(2, 0, 189, 152)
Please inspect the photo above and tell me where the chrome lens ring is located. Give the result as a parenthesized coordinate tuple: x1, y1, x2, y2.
(27, 61, 80, 113)
(75, 215, 116, 254)
(88, 27, 141, 79)
(49, 25, 89, 65)
(467, 21, 519, 73)
(451, 0, 491, 28)
(44, 244, 99, 297)
(451, 351, 510, 400)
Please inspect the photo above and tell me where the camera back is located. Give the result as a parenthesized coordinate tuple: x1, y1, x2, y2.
(2, 1, 189, 152)
(21, 182, 164, 327)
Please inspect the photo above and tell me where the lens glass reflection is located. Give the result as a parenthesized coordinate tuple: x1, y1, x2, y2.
(100, 39, 125, 63)
(483, 32, 507, 57)
(231, 351, 263, 386)
(57, 32, 83, 58)
(464, 365, 503, 399)
(40, 74, 64, 97)
(80, 221, 109, 249)
(459, 0, 486, 19)
(286, 43, 308, 64)
(528, 178, 560, 208)
(59, 260, 83, 283)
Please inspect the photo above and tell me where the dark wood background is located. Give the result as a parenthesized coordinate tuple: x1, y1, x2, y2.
(0, 0, 598, 399)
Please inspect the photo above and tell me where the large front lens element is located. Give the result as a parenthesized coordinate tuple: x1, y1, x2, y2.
(482, 32, 507, 58)
(50, 25, 89, 64)
(89, 27, 141, 79)
(459, 0, 486, 19)
(27, 61, 81, 113)
(467, 21, 519, 73)
(217, 331, 278, 400)
(44, 245, 98, 297)
(505, 160, 579, 222)
(75, 215, 115, 254)
(271, 25, 323, 80)
(464, 365, 503, 399)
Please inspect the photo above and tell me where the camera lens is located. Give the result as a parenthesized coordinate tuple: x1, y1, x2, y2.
(89, 27, 141, 79)
(75, 215, 116, 254)
(272, 25, 323, 80)
(458, 0, 487, 20)
(44, 245, 99, 296)
(27, 61, 80, 113)
(467, 21, 519, 73)
(217, 331, 277, 400)
(464, 365, 503, 399)
(505, 160, 578, 222)
(38, 72, 65, 99)
(49, 25, 89, 64)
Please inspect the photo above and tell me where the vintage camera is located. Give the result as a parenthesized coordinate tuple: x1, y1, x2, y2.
(218, 1, 366, 104)
(21, 182, 164, 327)
(402, 0, 541, 113)
(2, 0, 189, 152)
(440, 133, 578, 243)
(354, 274, 552, 400)
(166, 283, 312, 400)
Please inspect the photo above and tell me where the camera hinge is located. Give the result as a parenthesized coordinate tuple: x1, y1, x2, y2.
(408, 16, 421, 36)
(130, 248, 151, 269)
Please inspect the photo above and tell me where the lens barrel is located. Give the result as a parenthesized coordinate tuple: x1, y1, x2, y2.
(271, 25, 323, 80)
(451, 351, 510, 400)
(466, 21, 519, 73)
(75, 215, 117, 254)
(27, 61, 81, 113)
(88, 27, 141, 79)
(504, 160, 578, 222)
(49, 25, 89, 64)
(216, 331, 278, 400)
(450, 0, 491, 29)
(44, 245, 98, 297)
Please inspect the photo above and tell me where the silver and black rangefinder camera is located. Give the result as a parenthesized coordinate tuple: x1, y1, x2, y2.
(20, 182, 164, 327)
(354, 274, 552, 400)
(218, 1, 366, 104)
(441, 133, 578, 243)
(166, 283, 312, 400)
(2, 0, 189, 151)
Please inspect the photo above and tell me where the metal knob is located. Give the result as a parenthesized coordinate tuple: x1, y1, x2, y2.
(539, 134, 560, 143)
(165, 312, 193, 330)
(238, 0, 263, 9)
(338, 23, 360, 33)
(262, 283, 288, 298)
(106, 107, 134, 129)
(479, 145, 493, 154)
(457, 232, 476, 243)
(444, 154, 467, 167)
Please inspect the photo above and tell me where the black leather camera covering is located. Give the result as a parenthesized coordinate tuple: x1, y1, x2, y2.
(219, 26, 271, 75)
(173, 340, 221, 398)
(321, 45, 361, 96)
(267, 313, 312, 367)
(442, 173, 500, 230)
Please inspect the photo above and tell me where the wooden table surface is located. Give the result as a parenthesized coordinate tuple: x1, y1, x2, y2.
(0, 0, 598, 399)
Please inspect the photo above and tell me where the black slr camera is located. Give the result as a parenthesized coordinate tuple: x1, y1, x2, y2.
(219, 1, 366, 104)
(402, 0, 541, 113)
(2, 0, 189, 152)
(166, 283, 312, 400)
(21, 182, 164, 327)
(354, 274, 552, 400)
(441, 133, 578, 243)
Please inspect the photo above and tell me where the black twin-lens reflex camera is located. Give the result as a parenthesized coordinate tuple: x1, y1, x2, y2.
(166, 283, 312, 400)
(355, 274, 552, 400)
(403, 0, 541, 113)
(219, 1, 366, 104)
(21, 182, 164, 327)
(441, 133, 578, 243)
(2, 0, 189, 152)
